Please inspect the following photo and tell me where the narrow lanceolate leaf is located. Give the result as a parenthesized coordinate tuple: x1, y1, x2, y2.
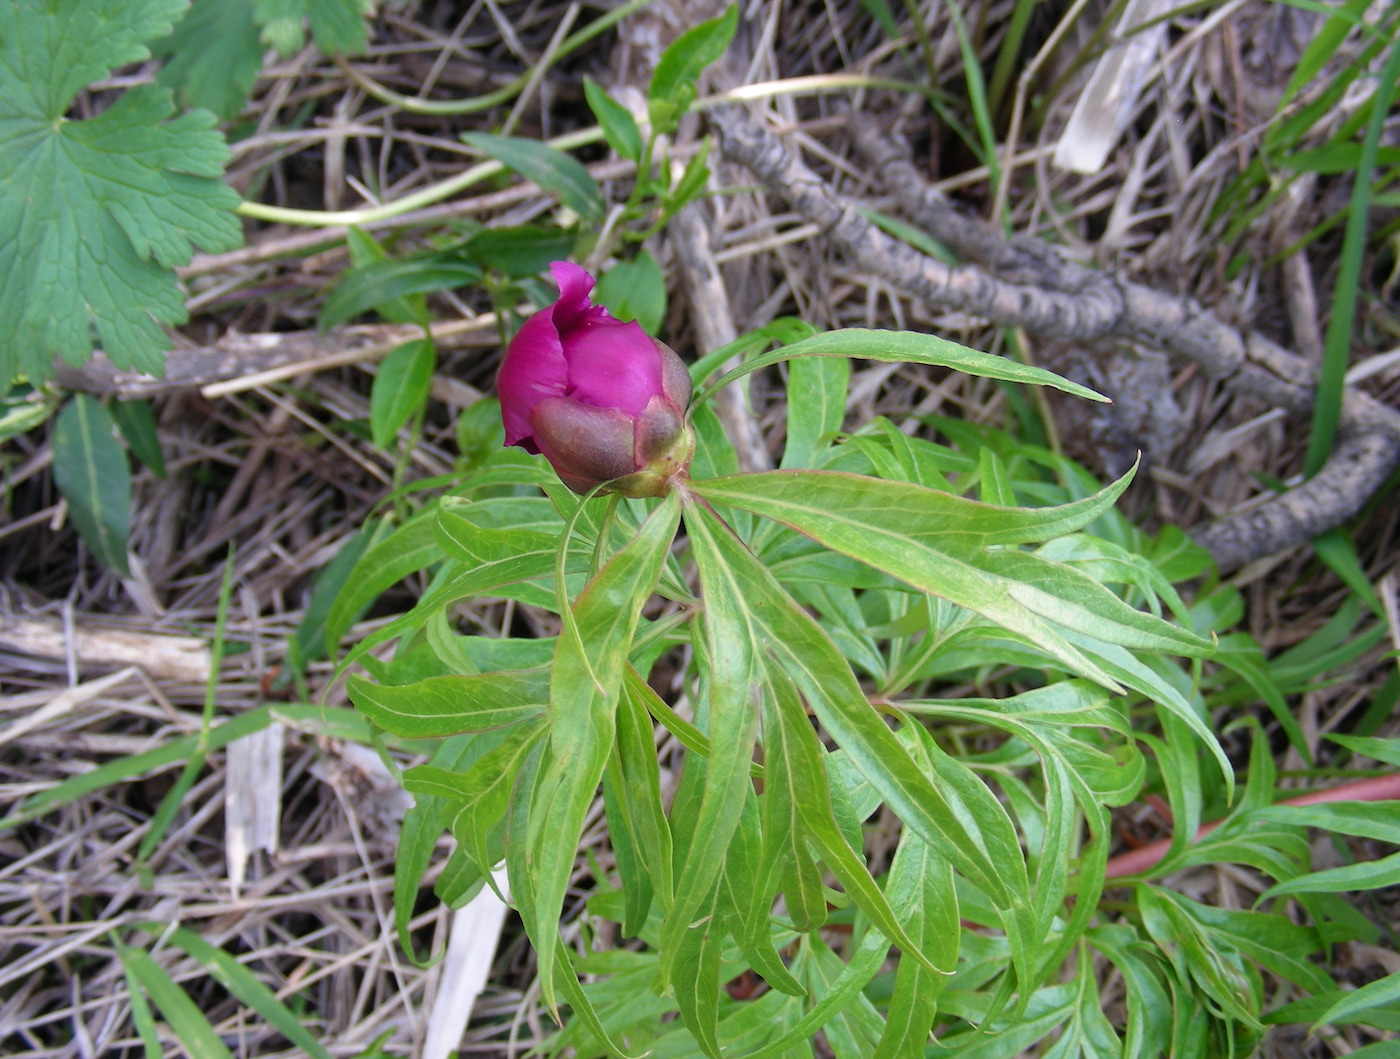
(693, 469, 1215, 696)
(665, 503, 765, 993)
(461, 132, 604, 222)
(52, 395, 132, 575)
(671, 885, 726, 1059)
(780, 355, 849, 469)
(873, 832, 958, 1059)
(695, 466, 1137, 550)
(134, 925, 333, 1059)
(697, 328, 1108, 406)
(117, 945, 233, 1059)
(765, 662, 946, 973)
(583, 76, 642, 162)
(348, 668, 551, 738)
(525, 493, 681, 1015)
(685, 499, 1034, 953)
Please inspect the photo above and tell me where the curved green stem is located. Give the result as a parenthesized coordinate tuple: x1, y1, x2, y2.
(236, 127, 605, 227)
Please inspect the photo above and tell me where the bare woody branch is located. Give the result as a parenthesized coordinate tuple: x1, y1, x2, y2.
(712, 106, 1400, 573)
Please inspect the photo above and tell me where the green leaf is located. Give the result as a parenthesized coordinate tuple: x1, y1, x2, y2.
(119, 944, 165, 1059)
(370, 339, 435, 448)
(111, 398, 167, 479)
(1314, 972, 1400, 1030)
(873, 830, 958, 1059)
(52, 395, 132, 575)
(526, 493, 682, 1015)
(462, 225, 576, 279)
(292, 530, 372, 666)
(671, 885, 725, 1058)
(696, 328, 1107, 407)
(647, 4, 738, 134)
(781, 355, 848, 469)
(117, 944, 233, 1059)
(394, 732, 490, 963)
(348, 668, 550, 738)
(683, 500, 1034, 960)
(693, 468, 1214, 706)
(154, 0, 263, 120)
(414, 721, 547, 891)
(462, 132, 604, 223)
(318, 253, 481, 329)
(583, 76, 641, 162)
(0, 3, 243, 384)
(0, 385, 57, 442)
(251, 0, 373, 55)
(325, 509, 439, 654)
(133, 924, 334, 1059)
(594, 251, 667, 335)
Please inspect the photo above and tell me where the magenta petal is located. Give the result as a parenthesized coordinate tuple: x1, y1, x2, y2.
(497, 311, 569, 447)
(561, 319, 664, 416)
(548, 261, 612, 331)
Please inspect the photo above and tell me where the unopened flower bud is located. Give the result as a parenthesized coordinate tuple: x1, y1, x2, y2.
(497, 262, 693, 497)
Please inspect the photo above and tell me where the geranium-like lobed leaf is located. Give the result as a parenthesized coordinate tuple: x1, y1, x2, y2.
(0, 0, 243, 384)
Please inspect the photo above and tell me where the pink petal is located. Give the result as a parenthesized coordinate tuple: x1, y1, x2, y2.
(548, 261, 613, 331)
(561, 318, 664, 417)
(497, 310, 568, 447)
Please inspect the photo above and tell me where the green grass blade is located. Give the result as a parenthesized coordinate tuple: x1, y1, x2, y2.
(133, 925, 333, 1059)
(1304, 30, 1400, 475)
(117, 945, 233, 1059)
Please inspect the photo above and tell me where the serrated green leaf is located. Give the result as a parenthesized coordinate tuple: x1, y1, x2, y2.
(52, 395, 131, 575)
(594, 251, 667, 335)
(583, 76, 642, 162)
(462, 132, 604, 222)
(154, 0, 263, 120)
(111, 398, 167, 479)
(133, 924, 333, 1059)
(697, 328, 1108, 407)
(526, 493, 681, 1015)
(117, 945, 233, 1059)
(370, 338, 434, 448)
(348, 668, 550, 738)
(0, 2, 242, 384)
(318, 253, 480, 329)
(251, 0, 372, 55)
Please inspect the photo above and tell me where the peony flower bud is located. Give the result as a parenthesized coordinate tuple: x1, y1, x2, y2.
(497, 261, 694, 497)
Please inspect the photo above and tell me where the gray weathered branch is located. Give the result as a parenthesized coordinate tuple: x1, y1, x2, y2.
(712, 106, 1400, 572)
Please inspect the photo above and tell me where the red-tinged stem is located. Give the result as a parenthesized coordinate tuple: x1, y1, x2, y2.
(1105, 771, 1400, 879)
